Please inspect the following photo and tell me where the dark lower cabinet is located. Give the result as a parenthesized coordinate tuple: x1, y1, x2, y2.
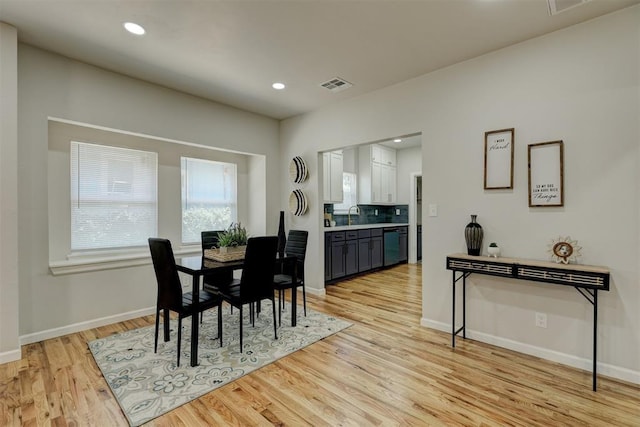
(417, 225, 422, 261)
(329, 231, 358, 280)
(345, 236, 358, 276)
(325, 232, 332, 281)
(358, 237, 371, 272)
(326, 227, 386, 282)
(398, 226, 408, 263)
(359, 229, 383, 272)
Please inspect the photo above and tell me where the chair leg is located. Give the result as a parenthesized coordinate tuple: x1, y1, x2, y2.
(163, 308, 170, 342)
(154, 308, 160, 353)
(177, 317, 182, 367)
(239, 305, 243, 352)
(271, 298, 278, 340)
(302, 284, 307, 316)
(278, 290, 282, 326)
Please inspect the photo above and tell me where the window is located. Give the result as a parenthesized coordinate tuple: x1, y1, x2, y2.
(333, 172, 357, 213)
(181, 157, 237, 244)
(71, 141, 158, 251)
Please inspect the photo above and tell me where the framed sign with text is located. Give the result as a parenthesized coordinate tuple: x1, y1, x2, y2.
(484, 128, 514, 189)
(528, 140, 564, 207)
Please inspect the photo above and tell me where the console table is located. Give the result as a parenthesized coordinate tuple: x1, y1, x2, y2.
(446, 253, 610, 391)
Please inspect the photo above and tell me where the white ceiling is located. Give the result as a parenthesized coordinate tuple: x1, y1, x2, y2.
(1, 0, 637, 120)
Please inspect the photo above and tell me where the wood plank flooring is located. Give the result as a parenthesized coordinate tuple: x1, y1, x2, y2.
(1, 263, 639, 426)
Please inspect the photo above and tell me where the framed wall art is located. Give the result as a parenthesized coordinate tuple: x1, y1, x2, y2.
(484, 128, 514, 189)
(528, 140, 564, 207)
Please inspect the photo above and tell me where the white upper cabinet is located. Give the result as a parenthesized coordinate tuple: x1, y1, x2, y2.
(358, 144, 397, 204)
(323, 150, 344, 203)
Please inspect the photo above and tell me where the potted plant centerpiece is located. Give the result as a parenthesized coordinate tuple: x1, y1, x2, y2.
(217, 223, 248, 254)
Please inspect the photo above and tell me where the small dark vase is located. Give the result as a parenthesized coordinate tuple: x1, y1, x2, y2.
(464, 214, 483, 256)
(277, 211, 286, 257)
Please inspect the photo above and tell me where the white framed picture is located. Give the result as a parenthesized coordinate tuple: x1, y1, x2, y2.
(484, 128, 514, 190)
(528, 140, 564, 207)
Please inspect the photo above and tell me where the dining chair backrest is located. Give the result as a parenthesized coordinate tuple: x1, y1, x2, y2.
(201, 230, 225, 254)
(283, 230, 308, 279)
(240, 236, 278, 299)
(148, 238, 183, 312)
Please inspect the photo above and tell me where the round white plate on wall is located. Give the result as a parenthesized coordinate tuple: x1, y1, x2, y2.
(289, 189, 308, 216)
(289, 156, 308, 183)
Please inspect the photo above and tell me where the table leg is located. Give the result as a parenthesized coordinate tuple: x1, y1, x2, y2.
(190, 274, 200, 367)
(452, 270, 456, 347)
(593, 290, 598, 391)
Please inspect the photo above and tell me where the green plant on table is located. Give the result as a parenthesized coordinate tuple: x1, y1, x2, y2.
(217, 223, 248, 247)
(489, 242, 498, 247)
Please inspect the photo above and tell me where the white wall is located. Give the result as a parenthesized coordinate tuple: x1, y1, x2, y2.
(13, 45, 280, 346)
(396, 146, 422, 204)
(281, 7, 640, 383)
(0, 23, 20, 363)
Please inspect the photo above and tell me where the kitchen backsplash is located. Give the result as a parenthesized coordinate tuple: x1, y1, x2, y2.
(324, 204, 409, 226)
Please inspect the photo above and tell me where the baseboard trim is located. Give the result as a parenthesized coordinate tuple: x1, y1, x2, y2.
(20, 307, 156, 345)
(0, 349, 22, 364)
(305, 287, 326, 297)
(421, 318, 640, 386)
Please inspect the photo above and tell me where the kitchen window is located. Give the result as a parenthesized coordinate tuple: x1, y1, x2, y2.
(333, 172, 357, 214)
(70, 141, 158, 251)
(181, 157, 237, 244)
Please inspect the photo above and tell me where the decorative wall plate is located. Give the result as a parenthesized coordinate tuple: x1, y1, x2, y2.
(548, 236, 581, 264)
(289, 156, 308, 183)
(288, 189, 308, 216)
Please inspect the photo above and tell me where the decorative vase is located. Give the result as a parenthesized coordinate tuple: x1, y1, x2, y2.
(464, 215, 483, 256)
(487, 245, 500, 258)
(277, 210, 286, 257)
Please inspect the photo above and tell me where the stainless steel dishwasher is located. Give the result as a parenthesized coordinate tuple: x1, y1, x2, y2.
(383, 227, 399, 266)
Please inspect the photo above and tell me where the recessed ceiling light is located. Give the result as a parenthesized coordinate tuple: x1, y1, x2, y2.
(123, 22, 145, 35)
(393, 138, 402, 143)
(272, 82, 286, 90)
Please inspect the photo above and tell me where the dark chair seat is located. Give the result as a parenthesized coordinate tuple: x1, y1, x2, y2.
(149, 237, 223, 367)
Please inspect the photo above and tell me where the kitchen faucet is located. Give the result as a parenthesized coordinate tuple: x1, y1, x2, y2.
(348, 205, 360, 226)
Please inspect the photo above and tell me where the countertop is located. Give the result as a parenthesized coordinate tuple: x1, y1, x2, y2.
(324, 223, 409, 232)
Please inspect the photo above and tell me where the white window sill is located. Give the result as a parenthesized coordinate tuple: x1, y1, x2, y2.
(49, 245, 201, 276)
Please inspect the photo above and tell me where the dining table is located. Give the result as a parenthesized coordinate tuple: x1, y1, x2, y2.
(175, 253, 298, 367)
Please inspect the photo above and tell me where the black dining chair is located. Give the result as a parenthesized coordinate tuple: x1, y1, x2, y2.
(201, 230, 234, 294)
(217, 236, 279, 352)
(148, 237, 223, 367)
(273, 230, 308, 325)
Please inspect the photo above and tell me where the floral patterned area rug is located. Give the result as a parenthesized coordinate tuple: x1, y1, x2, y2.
(89, 304, 352, 426)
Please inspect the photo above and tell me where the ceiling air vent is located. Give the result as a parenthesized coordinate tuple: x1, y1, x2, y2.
(320, 77, 353, 93)
(547, 0, 591, 15)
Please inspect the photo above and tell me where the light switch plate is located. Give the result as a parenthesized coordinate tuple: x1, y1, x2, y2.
(428, 204, 438, 217)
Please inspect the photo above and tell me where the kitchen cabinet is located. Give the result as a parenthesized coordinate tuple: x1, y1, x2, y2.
(323, 150, 343, 203)
(398, 226, 408, 263)
(325, 232, 332, 281)
(358, 144, 397, 204)
(417, 225, 422, 261)
(325, 226, 396, 283)
(329, 231, 358, 280)
(357, 229, 383, 272)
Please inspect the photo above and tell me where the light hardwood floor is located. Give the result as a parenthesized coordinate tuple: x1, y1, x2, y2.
(1, 263, 638, 426)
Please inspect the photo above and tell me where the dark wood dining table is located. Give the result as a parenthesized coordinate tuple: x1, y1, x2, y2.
(175, 254, 298, 367)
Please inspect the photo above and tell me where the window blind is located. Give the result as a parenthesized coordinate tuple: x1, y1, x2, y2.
(70, 141, 158, 251)
(181, 157, 237, 244)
